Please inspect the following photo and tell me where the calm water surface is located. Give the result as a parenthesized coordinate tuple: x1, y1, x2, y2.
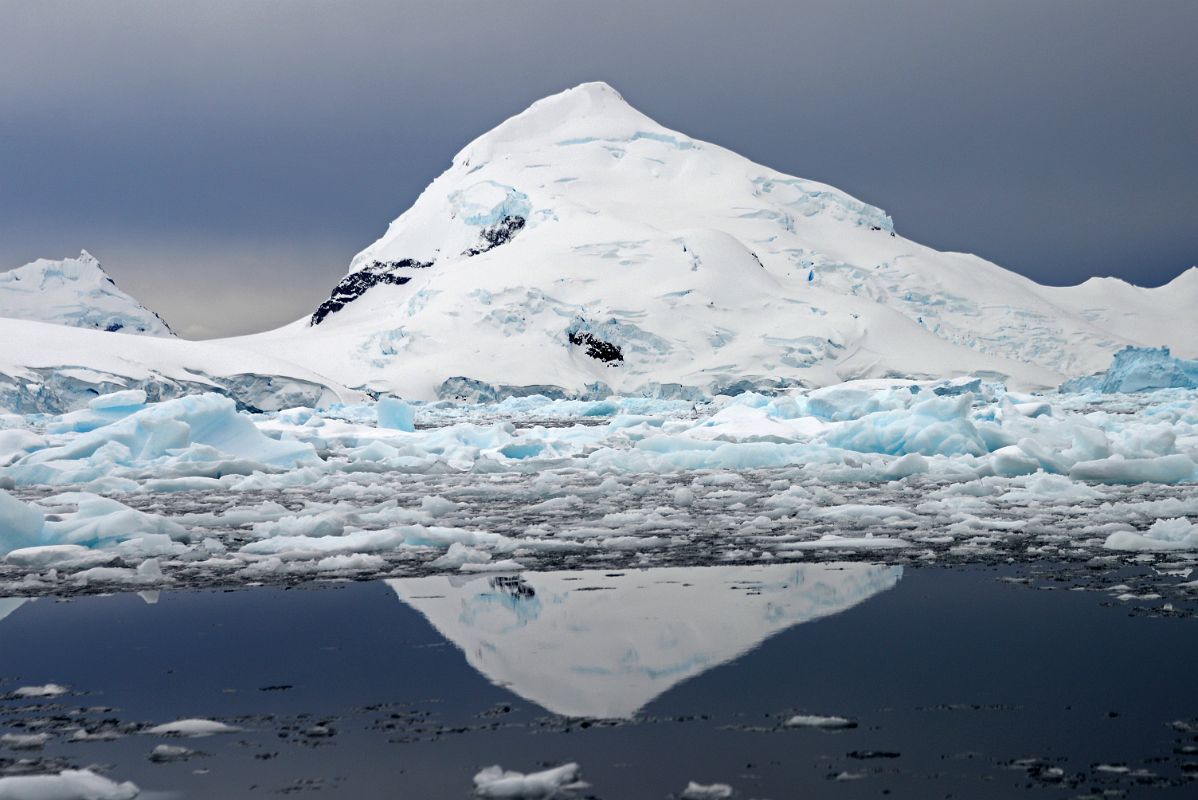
(0, 563, 1194, 799)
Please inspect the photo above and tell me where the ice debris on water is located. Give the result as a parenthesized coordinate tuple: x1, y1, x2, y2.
(472, 763, 583, 798)
(679, 782, 734, 799)
(148, 744, 196, 763)
(784, 714, 857, 729)
(143, 719, 239, 737)
(0, 383, 1194, 593)
(9, 684, 69, 699)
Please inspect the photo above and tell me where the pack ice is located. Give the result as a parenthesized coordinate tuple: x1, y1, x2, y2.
(0, 379, 1194, 595)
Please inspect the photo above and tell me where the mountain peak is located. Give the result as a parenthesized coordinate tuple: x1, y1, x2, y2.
(455, 81, 663, 165)
(0, 253, 173, 336)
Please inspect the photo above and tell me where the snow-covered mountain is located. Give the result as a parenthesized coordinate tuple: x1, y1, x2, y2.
(228, 81, 1196, 399)
(0, 253, 362, 412)
(0, 251, 173, 336)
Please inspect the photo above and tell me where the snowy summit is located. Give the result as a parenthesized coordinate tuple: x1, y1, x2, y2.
(227, 81, 1196, 399)
(0, 251, 173, 336)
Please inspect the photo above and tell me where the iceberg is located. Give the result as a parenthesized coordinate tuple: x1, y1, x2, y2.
(1062, 346, 1198, 393)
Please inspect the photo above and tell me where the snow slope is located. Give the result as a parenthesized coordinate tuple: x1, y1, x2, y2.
(227, 82, 1195, 399)
(0, 251, 173, 336)
(0, 317, 359, 413)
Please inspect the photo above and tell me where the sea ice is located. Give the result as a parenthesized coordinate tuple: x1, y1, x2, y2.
(144, 719, 240, 737)
(472, 763, 583, 798)
(679, 782, 734, 799)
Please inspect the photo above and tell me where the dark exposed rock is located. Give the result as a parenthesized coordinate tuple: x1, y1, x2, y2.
(310, 259, 433, 326)
(568, 331, 623, 363)
(463, 215, 526, 257)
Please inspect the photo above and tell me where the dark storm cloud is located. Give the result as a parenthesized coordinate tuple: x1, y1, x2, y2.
(1, 0, 1195, 337)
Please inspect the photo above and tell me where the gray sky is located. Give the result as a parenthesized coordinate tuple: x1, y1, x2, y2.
(2, 0, 1195, 338)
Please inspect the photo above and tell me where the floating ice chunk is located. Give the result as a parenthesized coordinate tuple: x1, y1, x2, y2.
(46, 391, 149, 435)
(377, 397, 415, 432)
(1, 733, 51, 750)
(315, 553, 386, 572)
(0, 430, 47, 465)
(11, 684, 69, 699)
(780, 535, 909, 550)
(1070, 454, 1196, 485)
(144, 719, 240, 737)
(1104, 518, 1198, 552)
(884, 452, 929, 478)
(989, 446, 1040, 477)
(679, 782, 734, 799)
(472, 762, 583, 798)
(148, 744, 195, 762)
(460, 559, 526, 573)
(39, 493, 188, 549)
(421, 495, 459, 517)
(0, 490, 45, 555)
(1000, 473, 1104, 504)
(785, 714, 857, 729)
(820, 505, 917, 525)
(430, 542, 492, 569)
(88, 390, 148, 410)
(1064, 346, 1198, 393)
(0, 771, 139, 799)
(8, 393, 316, 485)
(825, 394, 987, 456)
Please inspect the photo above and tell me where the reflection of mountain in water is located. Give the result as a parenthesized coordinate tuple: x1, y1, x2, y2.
(0, 598, 27, 625)
(387, 563, 902, 719)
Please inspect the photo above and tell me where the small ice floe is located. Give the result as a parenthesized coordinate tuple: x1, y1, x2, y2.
(0, 732, 51, 750)
(0, 769, 139, 799)
(144, 719, 240, 737)
(784, 713, 857, 729)
(679, 782, 734, 799)
(10, 684, 69, 699)
(1094, 764, 1130, 774)
(830, 771, 866, 781)
(473, 763, 583, 798)
(149, 744, 196, 763)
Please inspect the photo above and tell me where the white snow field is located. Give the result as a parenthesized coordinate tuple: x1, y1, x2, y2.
(225, 81, 1195, 399)
(0, 380, 1194, 598)
(0, 318, 360, 414)
(0, 252, 171, 337)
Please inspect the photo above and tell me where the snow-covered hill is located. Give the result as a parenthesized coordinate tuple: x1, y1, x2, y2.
(0, 317, 359, 413)
(227, 82, 1196, 398)
(0, 253, 362, 412)
(0, 251, 173, 336)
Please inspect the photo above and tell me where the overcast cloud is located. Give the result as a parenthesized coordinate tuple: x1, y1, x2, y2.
(1, 0, 1195, 337)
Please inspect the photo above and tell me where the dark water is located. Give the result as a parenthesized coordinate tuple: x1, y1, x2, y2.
(0, 563, 1194, 799)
